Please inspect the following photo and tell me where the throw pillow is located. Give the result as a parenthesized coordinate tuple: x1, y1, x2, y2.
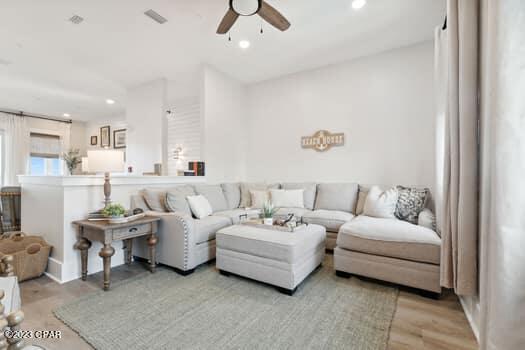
(363, 186, 399, 219)
(240, 183, 280, 207)
(250, 190, 270, 209)
(270, 189, 305, 208)
(165, 185, 196, 215)
(355, 189, 368, 215)
(142, 189, 167, 212)
(281, 183, 317, 210)
(395, 186, 430, 224)
(193, 185, 228, 212)
(187, 195, 213, 219)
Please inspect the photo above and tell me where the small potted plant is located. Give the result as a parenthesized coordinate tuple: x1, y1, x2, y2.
(102, 203, 127, 223)
(262, 200, 278, 225)
(62, 149, 82, 175)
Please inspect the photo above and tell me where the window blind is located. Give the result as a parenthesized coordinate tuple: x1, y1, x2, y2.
(167, 98, 201, 175)
(30, 132, 61, 158)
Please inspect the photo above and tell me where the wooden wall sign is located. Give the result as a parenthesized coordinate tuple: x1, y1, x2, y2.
(301, 130, 345, 152)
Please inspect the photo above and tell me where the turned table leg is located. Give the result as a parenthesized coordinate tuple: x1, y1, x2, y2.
(124, 239, 133, 265)
(74, 237, 91, 281)
(99, 244, 115, 291)
(147, 233, 158, 273)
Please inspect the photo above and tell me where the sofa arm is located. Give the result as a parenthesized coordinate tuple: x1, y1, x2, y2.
(144, 211, 197, 270)
(418, 209, 437, 233)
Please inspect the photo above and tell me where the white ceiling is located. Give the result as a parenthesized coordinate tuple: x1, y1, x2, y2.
(0, 0, 445, 121)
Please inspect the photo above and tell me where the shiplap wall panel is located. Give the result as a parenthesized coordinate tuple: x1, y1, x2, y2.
(166, 97, 201, 175)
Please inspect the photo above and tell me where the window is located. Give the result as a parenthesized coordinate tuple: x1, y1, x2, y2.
(29, 132, 62, 176)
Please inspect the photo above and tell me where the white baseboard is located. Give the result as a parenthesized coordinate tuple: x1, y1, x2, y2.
(459, 295, 480, 343)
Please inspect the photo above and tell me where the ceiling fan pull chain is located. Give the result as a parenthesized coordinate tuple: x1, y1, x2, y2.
(260, 18, 264, 34)
(228, 32, 232, 41)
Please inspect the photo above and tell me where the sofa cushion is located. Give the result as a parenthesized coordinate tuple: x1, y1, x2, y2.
(194, 215, 232, 244)
(165, 185, 196, 215)
(142, 188, 168, 212)
(281, 183, 317, 210)
(270, 189, 304, 208)
(194, 185, 228, 212)
(221, 183, 241, 209)
(314, 183, 358, 213)
(274, 207, 311, 221)
(302, 210, 354, 232)
(337, 215, 441, 264)
(240, 182, 280, 208)
(213, 209, 260, 224)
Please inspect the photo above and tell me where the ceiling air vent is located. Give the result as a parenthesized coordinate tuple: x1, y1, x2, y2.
(69, 15, 84, 24)
(144, 9, 167, 24)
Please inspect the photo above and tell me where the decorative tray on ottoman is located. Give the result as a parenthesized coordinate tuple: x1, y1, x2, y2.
(240, 220, 307, 232)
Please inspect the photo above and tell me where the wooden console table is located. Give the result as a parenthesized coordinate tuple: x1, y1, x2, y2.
(73, 216, 160, 291)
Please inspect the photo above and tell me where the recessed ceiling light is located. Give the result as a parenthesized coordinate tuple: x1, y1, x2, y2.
(63, 113, 71, 118)
(239, 40, 251, 49)
(351, 0, 367, 10)
(106, 99, 115, 105)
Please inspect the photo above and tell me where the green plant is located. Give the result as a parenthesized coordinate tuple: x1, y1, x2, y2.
(102, 203, 126, 217)
(262, 200, 278, 219)
(62, 149, 82, 175)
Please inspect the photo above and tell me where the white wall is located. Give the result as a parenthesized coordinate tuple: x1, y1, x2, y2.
(85, 116, 127, 151)
(126, 79, 167, 175)
(245, 42, 436, 190)
(202, 67, 247, 183)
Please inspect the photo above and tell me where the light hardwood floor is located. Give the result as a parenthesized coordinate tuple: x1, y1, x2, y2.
(20, 257, 478, 350)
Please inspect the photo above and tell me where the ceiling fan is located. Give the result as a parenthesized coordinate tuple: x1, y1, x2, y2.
(217, 0, 291, 34)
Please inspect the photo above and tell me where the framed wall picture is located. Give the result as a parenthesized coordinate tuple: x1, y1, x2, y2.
(90, 135, 98, 146)
(113, 129, 127, 149)
(100, 126, 111, 148)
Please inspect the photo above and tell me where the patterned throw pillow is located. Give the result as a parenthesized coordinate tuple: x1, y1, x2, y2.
(395, 186, 429, 224)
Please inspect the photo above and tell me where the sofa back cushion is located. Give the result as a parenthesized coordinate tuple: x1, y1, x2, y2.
(281, 183, 317, 210)
(270, 189, 305, 208)
(194, 185, 228, 213)
(314, 183, 358, 213)
(240, 182, 280, 208)
(165, 185, 196, 215)
(142, 188, 169, 212)
(221, 183, 241, 209)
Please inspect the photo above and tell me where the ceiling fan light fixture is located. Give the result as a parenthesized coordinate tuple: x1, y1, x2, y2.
(230, 0, 261, 16)
(351, 0, 367, 10)
(239, 40, 251, 49)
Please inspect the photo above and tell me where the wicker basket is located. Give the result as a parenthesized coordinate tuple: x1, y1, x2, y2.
(0, 233, 52, 281)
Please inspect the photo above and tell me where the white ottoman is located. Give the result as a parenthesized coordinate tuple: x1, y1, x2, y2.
(216, 224, 326, 295)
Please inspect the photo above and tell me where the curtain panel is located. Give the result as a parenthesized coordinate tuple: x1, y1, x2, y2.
(479, 1, 525, 349)
(437, 0, 479, 296)
(0, 113, 30, 186)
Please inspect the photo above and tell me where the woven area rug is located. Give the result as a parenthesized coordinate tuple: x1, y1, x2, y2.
(54, 264, 398, 350)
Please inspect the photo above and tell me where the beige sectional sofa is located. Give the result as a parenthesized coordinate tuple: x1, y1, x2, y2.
(131, 182, 442, 294)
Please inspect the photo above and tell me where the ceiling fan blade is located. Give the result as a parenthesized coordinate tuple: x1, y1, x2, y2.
(217, 9, 239, 34)
(258, 1, 291, 31)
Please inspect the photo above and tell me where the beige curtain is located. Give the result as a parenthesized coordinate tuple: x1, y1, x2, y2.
(479, 1, 525, 349)
(0, 113, 30, 186)
(438, 0, 479, 295)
